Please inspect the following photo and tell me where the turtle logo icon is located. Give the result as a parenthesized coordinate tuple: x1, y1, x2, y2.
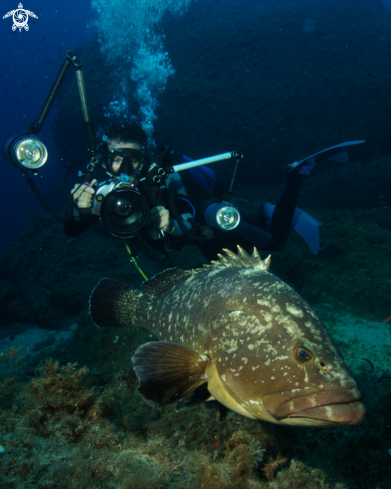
(3, 3, 38, 32)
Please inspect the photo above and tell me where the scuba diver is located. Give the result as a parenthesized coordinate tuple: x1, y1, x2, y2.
(64, 120, 365, 261)
(2, 50, 364, 264)
(64, 121, 175, 240)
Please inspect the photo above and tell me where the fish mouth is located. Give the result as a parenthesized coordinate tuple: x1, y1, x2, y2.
(263, 387, 365, 426)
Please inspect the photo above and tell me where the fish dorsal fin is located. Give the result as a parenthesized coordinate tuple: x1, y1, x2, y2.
(142, 268, 197, 296)
(142, 247, 270, 297)
(204, 245, 271, 272)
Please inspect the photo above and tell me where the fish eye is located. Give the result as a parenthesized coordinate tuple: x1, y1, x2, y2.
(293, 345, 313, 363)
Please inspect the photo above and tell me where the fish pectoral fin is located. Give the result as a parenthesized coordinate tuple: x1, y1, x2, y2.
(132, 341, 209, 409)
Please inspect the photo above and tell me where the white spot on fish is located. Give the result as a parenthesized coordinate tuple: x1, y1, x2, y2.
(262, 312, 273, 322)
(286, 303, 304, 318)
(221, 338, 238, 353)
(302, 366, 309, 383)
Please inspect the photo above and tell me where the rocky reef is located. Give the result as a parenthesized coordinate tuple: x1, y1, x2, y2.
(0, 178, 391, 487)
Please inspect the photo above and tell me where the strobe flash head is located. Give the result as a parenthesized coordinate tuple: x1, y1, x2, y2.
(205, 202, 241, 232)
(3, 135, 48, 171)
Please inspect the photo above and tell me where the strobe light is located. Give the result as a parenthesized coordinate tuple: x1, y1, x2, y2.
(3, 135, 48, 170)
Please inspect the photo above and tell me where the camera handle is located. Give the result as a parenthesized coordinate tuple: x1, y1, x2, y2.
(170, 151, 242, 173)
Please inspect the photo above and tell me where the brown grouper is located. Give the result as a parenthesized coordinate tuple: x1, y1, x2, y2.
(89, 246, 365, 427)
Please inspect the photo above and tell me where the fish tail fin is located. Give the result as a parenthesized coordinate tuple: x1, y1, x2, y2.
(89, 278, 146, 328)
(132, 341, 209, 408)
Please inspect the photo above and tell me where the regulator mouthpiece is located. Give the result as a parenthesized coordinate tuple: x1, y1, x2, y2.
(3, 135, 48, 170)
(205, 202, 241, 231)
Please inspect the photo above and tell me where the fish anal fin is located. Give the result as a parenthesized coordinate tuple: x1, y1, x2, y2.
(132, 342, 209, 408)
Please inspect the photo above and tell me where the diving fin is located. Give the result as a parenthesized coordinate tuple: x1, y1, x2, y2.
(287, 140, 365, 175)
(264, 203, 322, 254)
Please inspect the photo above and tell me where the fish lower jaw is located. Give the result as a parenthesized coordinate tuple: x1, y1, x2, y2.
(283, 400, 366, 427)
(262, 387, 365, 427)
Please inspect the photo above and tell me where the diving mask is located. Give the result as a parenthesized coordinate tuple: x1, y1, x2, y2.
(109, 147, 145, 176)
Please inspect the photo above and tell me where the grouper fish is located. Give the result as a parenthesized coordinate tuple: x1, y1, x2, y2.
(89, 246, 365, 427)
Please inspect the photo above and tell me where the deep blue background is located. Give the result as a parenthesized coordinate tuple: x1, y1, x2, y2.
(2, 0, 391, 256)
(0, 1, 93, 254)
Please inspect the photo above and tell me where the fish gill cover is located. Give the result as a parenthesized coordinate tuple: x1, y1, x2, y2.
(90, 0, 193, 137)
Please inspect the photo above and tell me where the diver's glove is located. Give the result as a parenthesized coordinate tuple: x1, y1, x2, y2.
(147, 206, 175, 234)
(71, 179, 97, 215)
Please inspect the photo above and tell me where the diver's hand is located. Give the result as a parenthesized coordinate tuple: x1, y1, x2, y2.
(147, 206, 175, 233)
(71, 179, 97, 215)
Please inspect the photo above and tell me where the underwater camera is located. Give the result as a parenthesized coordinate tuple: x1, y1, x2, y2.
(3, 134, 48, 171)
(91, 174, 148, 238)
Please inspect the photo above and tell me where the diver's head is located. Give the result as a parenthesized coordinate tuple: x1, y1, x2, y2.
(108, 141, 145, 176)
(105, 121, 147, 176)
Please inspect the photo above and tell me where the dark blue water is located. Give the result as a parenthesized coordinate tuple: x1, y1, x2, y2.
(0, 1, 92, 254)
(2, 0, 391, 256)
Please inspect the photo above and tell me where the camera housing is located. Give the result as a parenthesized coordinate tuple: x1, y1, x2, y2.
(92, 174, 149, 238)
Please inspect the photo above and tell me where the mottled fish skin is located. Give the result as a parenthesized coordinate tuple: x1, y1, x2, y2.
(129, 251, 364, 427)
(90, 247, 365, 427)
